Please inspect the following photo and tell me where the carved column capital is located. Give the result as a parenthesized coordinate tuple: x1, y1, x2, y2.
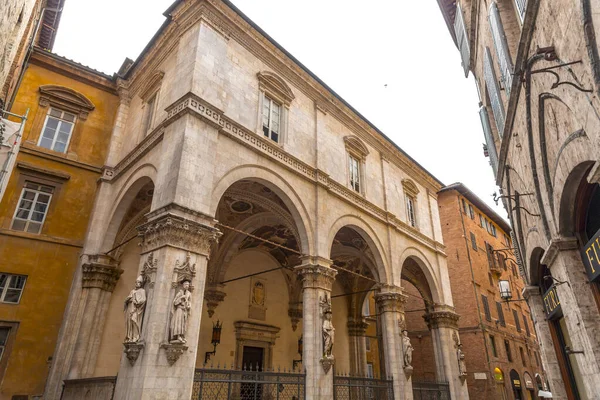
(347, 317, 369, 336)
(375, 286, 407, 314)
(82, 254, 123, 292)
(295, 259, 337, 291)
(137, 209, 221, 255)
(424, 306, 460, 330)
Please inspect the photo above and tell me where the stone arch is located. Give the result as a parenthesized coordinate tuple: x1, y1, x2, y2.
(211, 165, 313, 255)
(327, 214, 390, 285)
(102, 164, 157, 252)
(558, 160, 596, 236)
(398, 247, 441, 304)
(529, 247, 546, 287)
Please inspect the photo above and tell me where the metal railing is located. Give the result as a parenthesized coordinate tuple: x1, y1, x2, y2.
(412, 380, 450, 400)
(333, 373, 394, 400)
(193, 366, 305, 400)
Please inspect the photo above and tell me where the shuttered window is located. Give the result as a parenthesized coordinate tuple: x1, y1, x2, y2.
(482, 295, 491, 321)
(511, 231, 526, 276)
(496, 302, 506, 326)
(515, 0, 527, 21)
(470, 232, 478, 251)
(523, 314, 531, 336)
(454, 3, 470, 77)
(479, 105, 499, 177)
(513, 309, 521, 332)
(489, 2, 514, 95)
(484, 47, 505, 136)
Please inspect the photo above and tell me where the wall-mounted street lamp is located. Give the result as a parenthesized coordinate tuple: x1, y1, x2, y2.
(292, 336, 303, 370)
(498, 280, 527, 304)
(204, 320, 222, 364)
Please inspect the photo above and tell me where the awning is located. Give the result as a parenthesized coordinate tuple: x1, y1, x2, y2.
(538, 390, 553, 398)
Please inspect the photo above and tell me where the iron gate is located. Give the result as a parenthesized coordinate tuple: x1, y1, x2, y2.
(333, 374, 394, 400)
(192, 367, 305, 400)
(411, 381, 450, 400)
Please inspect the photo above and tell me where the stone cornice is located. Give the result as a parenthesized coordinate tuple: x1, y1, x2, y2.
(124, 0, 442, 194)
(138, 211, 221, 255)
(162, 92, 446, 256)
(540, 237, 579, 267)
(81, 254, 123, 292)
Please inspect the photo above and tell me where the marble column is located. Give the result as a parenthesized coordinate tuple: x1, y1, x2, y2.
(295, 257, 337, 400)
(113, 207, 220, 400)
(347, 317, 369, 376)
(523, 286, 568, 400)
(424, 305, 469, 400)
(68, 254, 123, 378)
(375, 285, 411, 400)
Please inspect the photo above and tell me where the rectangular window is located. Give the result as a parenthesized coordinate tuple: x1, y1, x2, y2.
(485, 242, 496, 270)
(504, 234, 511, 247)
(406, 196, 417, 228)
(367, 363, 374, 378)
(489, 2, 514, 95)
(348, 155, 361, 193)
(534, 351, 540, 367)
(523, 314, 531, 336)
(468, 204, 474, 220)
(484, 47, 506, 136)
(491, 224, 497, 237)
(488, 272, 494, 287)
(363, 299, 370, 317)
(513, 309, 521, 332)
(262, 95, 281, 143)
(470, 232, 477, 251)
(520, 347, 527, 367)
(496, 302, 506, 326)
(479, 213, 485, 227)
(0, 273, 27, 304)
(454, 3, 470, 77)
(479, 105, 499, 177)
(462, 198, 467, 214)
(366, 337, 371, 351)
(490, 335, 498, 357)
(11, 182, 53, 234)
(0, 327, 9, 361)
(482, 295, 491, 321)
(504, 340, 512, 361)
(143, 93, 157, 134)
(38, 108, 76, 153)
(498, 252, 507, 270)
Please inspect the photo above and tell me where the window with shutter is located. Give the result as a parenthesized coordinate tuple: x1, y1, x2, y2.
(496, 302, 506, 326)
(479, 105, 499, 176)
(470, 232, 478, 251)
(513, 309, 521, 332)
(482, 295, 491, 321)
(484, 47, 506, 136)
(454, 3, 470, 77)
(514, 0, 527, 21)
(511, 231, 526, 276)
(489, 2, 514, 95)
(523, 314, 530, 336)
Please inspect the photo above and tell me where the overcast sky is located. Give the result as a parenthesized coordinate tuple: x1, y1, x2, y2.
(53, 0, 505, 218)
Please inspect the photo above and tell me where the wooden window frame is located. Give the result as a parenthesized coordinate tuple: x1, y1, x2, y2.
(37, 108, 76, 153)
(0, 322, 19, 384)
(10, 182, 53, 234)
(0, 273, 27, 304)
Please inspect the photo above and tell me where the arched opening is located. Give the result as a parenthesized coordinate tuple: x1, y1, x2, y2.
(493, 367, 509, 400)
(93, 179, 155, 377)
(509, 369, 523, 400)
(523, 372, 535, 400)
(198, 179, 307, 375)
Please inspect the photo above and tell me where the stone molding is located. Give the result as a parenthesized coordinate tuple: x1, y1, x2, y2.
(295, 263, 337, 291)
(540, 237, 579, 267)
(375, 288, 408, 314)
(160, 92, 445, 256)
(81, 254, 123, 292)
(138, 212, 221, 255)
(522, 285, 541, 300)
(424, 309, 460, 330)
(204, 285, 227, 318)
(38, 84, 95, 120)
(172, 252, 197, 290)
(347, 317, 369, 336)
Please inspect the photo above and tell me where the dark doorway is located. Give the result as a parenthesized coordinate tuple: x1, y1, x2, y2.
(241, 346, 264, 400)
(510, 369, 523, 400)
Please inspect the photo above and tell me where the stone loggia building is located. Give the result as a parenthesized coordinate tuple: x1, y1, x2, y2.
(440, 0, 600, 398)
(44, 1, 470, 399)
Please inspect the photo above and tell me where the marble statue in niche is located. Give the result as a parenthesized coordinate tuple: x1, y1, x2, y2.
(322, 298, 334, 358)
(124, 276, 147, 343)
(170, 280, 192, 344)
(402, 330, 414, 367)
(457, 343, 467, 376)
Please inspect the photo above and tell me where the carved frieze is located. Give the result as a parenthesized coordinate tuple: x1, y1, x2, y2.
(172, 252, 196, 291)
(81, 254, 123, 292)
(138, 212, 221, 255)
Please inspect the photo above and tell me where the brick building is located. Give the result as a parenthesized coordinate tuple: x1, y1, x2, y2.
(438, 0, 600, 398)
(438, 183, 545, 400)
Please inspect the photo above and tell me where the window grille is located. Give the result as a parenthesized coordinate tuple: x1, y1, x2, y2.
(484, 47, 506, 137)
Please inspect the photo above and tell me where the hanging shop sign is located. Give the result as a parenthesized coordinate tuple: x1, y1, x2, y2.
(543, 285, 561, 320)
(582, 229, 600, 282)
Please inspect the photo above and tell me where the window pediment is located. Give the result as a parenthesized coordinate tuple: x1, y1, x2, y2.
(257, 71, 294, 106)
(139, 71, 164, 101)
(402, 179, 419, 197)
(344, 136, 369, 159)
(38, 85, 95, 120)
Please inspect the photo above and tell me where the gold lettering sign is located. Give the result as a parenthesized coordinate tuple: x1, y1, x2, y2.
(543, 286, 561, 319)
(582, 229, 600, 282)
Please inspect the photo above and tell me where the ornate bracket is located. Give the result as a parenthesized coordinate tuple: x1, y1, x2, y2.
(288, 305, 302, 332)
(123, 341, 145, 366)
(404, 365, 413, 379)
(161, 342, 188, 366)
(204, 285, 227, 317)
(320, 357, 335, 374)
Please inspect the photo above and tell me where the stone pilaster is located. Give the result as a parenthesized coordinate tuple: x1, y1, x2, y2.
(523, 286, 568, 400)
(423, 305, 469, 400)
(375, 286, 411, 400)
(113, 209, 220, 400)
(295, 257, 337, 400)
(68, 255, 123, 378)
(347, 317, 369, 376)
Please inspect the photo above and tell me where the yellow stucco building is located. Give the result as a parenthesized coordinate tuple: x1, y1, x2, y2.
(0, 48, 118, 399)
